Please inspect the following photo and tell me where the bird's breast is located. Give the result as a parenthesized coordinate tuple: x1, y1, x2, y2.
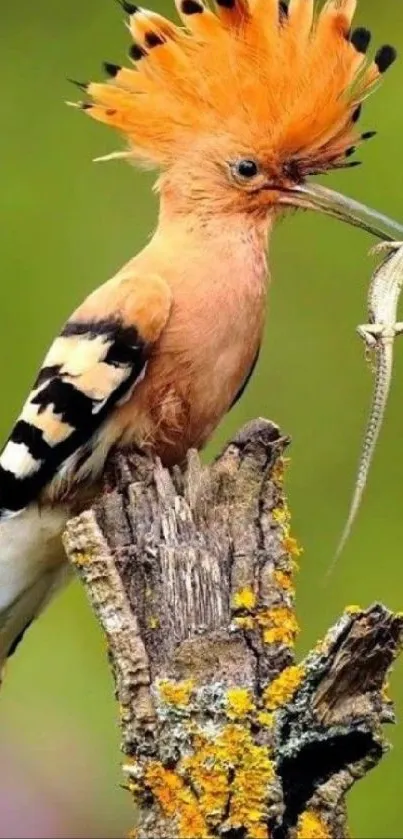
(118, 252, 268, 463)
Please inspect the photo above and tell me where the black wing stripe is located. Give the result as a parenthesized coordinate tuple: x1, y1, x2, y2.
(61, 319, 140, 343)
(0, 317, 147, 517)
(35, 365, 62, 388)
(32, 379, 96, 427)
(105, 337, 142, 367)
(0, 465, 42, 513)
(11, 420, 52, 462)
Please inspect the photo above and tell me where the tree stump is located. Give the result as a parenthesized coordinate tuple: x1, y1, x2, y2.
(63, 419, 403, 839)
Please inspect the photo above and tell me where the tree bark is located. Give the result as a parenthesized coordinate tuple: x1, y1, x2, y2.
(63, 419, 403, 839)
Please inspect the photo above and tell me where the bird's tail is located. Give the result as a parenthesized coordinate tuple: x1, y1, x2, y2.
(0, 572, 62, 669)
(0, 507, 69, 673)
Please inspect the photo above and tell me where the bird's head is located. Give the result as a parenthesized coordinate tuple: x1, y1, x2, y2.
(77, 0, 402, 239)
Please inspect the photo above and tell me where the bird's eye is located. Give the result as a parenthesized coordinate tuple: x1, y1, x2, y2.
(234, 159, 259, 179)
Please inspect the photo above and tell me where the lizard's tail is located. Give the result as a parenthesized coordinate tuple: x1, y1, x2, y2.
(329, 342, 393, 574)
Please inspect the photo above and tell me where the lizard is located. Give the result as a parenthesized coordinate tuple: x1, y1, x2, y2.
(334, 240, 403, 562)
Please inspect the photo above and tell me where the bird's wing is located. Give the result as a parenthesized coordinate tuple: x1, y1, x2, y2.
(0, 273, 172, 519)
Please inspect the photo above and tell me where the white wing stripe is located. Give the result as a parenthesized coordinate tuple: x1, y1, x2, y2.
(0, 442, 42, 479)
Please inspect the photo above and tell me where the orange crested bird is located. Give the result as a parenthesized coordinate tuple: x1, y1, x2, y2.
(0, 0, 402, 666)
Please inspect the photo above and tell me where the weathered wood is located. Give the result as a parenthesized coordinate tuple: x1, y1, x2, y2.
(63, 419, 403, 839)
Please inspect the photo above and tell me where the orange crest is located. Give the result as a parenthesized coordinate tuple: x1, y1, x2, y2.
(77, 0, 396, 176)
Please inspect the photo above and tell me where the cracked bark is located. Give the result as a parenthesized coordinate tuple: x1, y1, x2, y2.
(63, 419, 403, 839)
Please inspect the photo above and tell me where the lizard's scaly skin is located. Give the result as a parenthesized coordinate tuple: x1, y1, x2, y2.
(334, 242, 403, 563)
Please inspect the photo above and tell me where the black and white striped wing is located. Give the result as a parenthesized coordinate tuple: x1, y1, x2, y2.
(0, 318, 147, 519)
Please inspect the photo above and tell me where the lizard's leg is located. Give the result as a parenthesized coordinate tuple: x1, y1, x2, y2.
(357, 324, 382, 369)
(394, 321, 403, 335)
(357, 324, 383, 345)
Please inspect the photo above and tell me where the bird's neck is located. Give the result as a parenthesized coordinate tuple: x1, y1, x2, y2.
(154, 193, 273, 287)
(158, 189, 272, 247)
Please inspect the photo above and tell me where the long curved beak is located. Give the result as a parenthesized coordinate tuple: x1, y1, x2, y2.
(278, 183, 403, 241)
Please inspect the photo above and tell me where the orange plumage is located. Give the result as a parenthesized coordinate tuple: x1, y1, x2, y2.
(83, 0, 391, 179)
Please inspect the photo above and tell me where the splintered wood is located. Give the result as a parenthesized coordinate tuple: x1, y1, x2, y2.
(63, 419, 403, 839)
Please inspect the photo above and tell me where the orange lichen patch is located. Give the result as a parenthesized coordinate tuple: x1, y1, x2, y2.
(226, 687, 255, 719)
(282, 534, 303, 559)
(182, 724, 274, 837)
(248, 825, 270, 839)
(158, 679, 195, 707)
(145, 762, 182, 811)
(257, 606, 300, 647)
(232, 587, 257, 611)
(263, 665, 305, 711)
(145, 761, 209, 839)
(180, 802, 211, 839)
(297, 810, 330, 839)
(273, 570, 294, 592)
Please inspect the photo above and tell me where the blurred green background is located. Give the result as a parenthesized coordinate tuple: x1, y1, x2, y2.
(1, 0, 403, 836)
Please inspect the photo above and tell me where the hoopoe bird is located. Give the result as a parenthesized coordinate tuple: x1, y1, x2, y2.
(0, 0, 400, 667)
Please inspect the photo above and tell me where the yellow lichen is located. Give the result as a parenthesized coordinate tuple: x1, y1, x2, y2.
(122, 757, 141, 775)
(272, 506, 288, 524)
(257, 711, 275, 728)
(297, 810, 330, 839)
(73, 551, 92, 566)
(182, 752, 228, 826)
(257, 606, 299, 647)
(232, 587, 257, 611)
(345, 604, 362, 615)
(158, 679, 195, 707)
(182, 724, 274, 837)
(271, 479, 302, 565)
(313, 637, 329, 656)
(127, 780, 140, 795)
(149, 616, 159, 629)
(233, 615, 255, 630)
(271, 456, 290, 485)
(263, 665, 305, 711)
(145, 762, 209, 839)
(227, 734, 274, 832)
(226, 687, 255, 719)
(382, 678, 392, 703)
